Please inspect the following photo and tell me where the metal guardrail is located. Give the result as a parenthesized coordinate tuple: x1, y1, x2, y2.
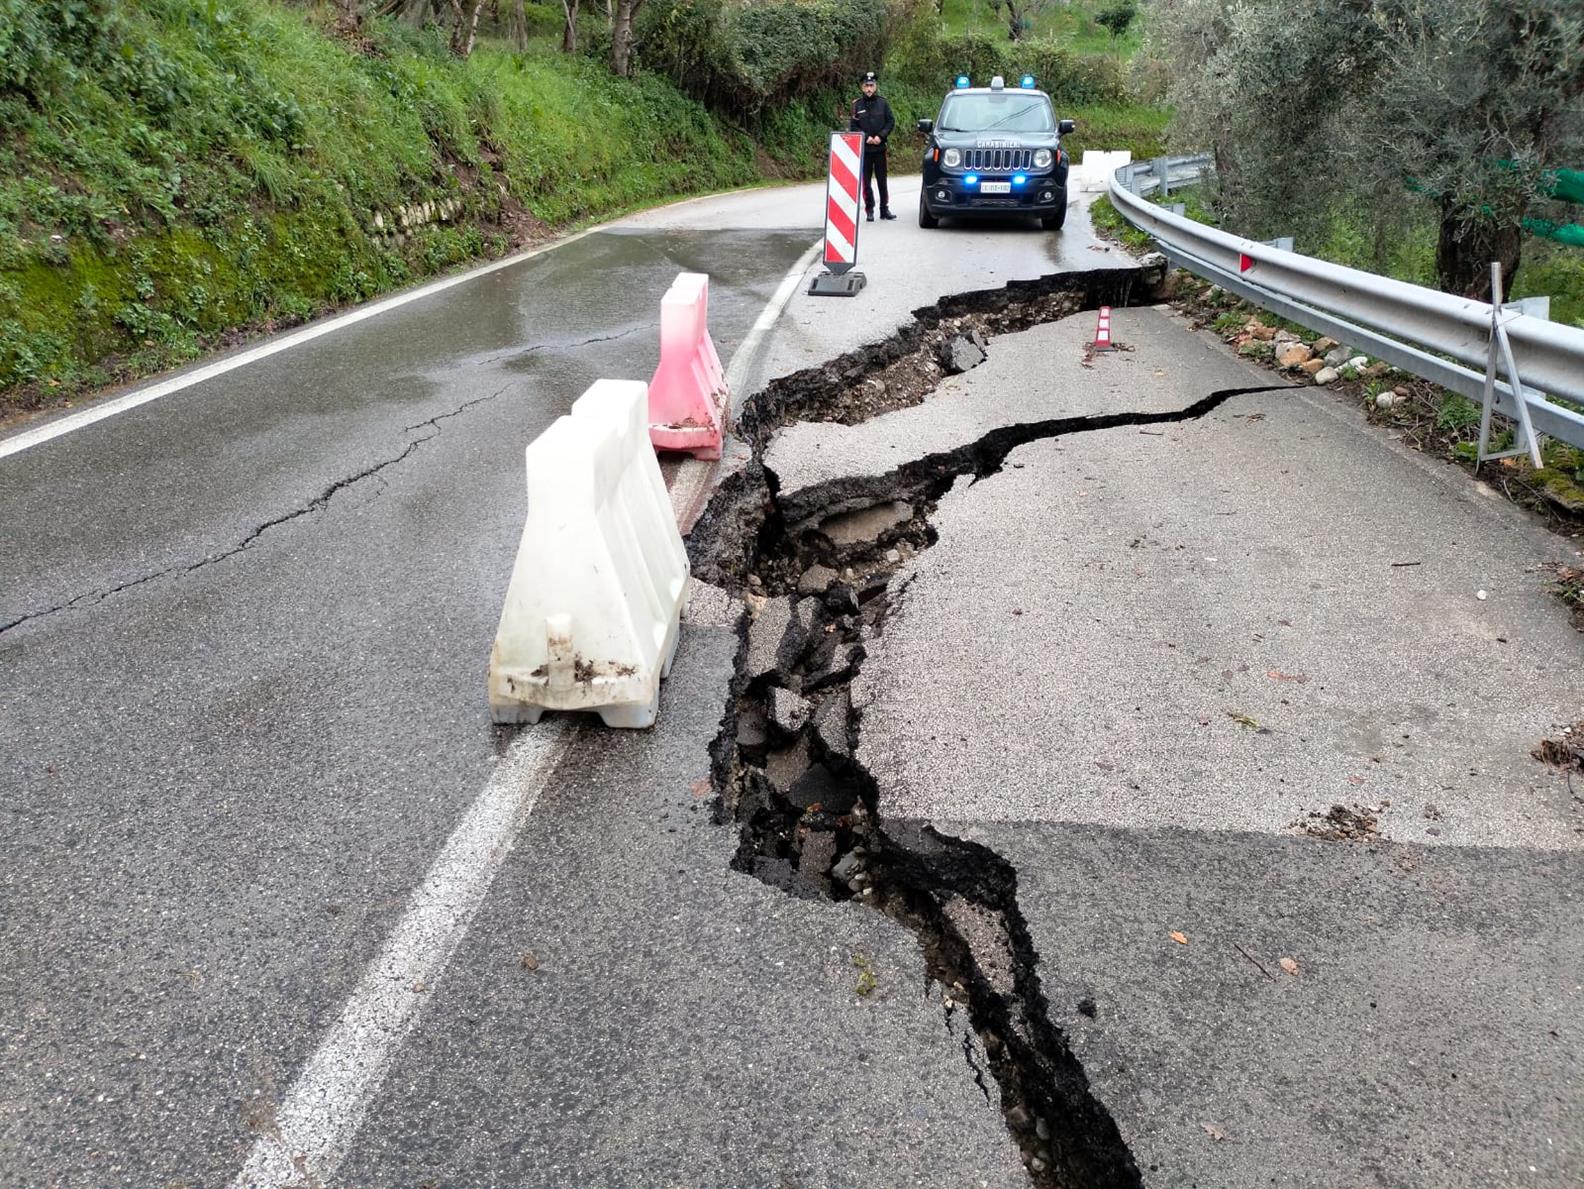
(1108, 156, 1584, 454)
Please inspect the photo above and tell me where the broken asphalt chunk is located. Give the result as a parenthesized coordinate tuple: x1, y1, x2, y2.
(941, 332, 988, 375)
(769, 688, 813, 736)
(816, 501, 913, 548)
(745, 596, 792, 680)
(814, 690, 852, 758)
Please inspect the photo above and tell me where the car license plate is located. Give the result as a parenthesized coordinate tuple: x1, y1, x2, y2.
(979, 181, 1012, 194)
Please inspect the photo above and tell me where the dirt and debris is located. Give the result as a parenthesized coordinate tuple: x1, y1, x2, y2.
(1544, 564, 1584, 632)
(1533, 723, 1584, 771)
(1295, 802, 1387, 841)
(729, 268, 1143, 454)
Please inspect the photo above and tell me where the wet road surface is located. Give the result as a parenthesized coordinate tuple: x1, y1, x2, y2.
(1, 225, 898, 1185)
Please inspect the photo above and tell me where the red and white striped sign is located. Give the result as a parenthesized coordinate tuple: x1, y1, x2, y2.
(1093, 305, 1113, 351)
(822, 131, 863, 275)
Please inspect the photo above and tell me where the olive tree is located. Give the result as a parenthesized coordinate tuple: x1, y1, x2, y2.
(1149, 0, 1584, 299)
(1095, 1, 1137, 46)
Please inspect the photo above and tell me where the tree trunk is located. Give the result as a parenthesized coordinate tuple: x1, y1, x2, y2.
(449, 0, 483, 56)
(612, 0, 639, 76)
(1003, 0, 1026, 41)
(561, 0, 579, 52)
(387, 0, 431, 23)
(507, 0, 529, 50)
(1435, 201, 1523, 302)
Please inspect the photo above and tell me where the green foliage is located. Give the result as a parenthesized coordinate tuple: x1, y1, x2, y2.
(1148, 0, 1584, 295)
(1436, 394, 1481, 434)
(1088, 193, 1153, 249)
(935, 0, 1146, 55)
(0, 0, 775, 401)
(1095, 2, 1138, 44)
(886, 21, 1127, 106)
(637, 0, 890, 119)
(1058, 102, 1169, 159)
(1512, 239, 1584, 328)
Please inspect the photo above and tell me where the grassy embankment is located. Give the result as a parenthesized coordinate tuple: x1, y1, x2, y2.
(0, 1, 817, 414)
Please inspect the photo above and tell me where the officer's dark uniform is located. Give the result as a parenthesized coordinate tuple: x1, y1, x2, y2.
(849, 71, 896, 220)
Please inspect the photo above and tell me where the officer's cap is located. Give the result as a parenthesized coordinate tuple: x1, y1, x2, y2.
(861, 72, 878, 84)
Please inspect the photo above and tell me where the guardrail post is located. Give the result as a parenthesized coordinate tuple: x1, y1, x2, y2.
(1152, 156, 1172, 197)
(1477, 262, 1544, 470)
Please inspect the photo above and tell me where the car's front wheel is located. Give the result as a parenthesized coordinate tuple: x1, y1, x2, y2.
(1041, 204, 1067, 231)
(919, 194, 940, 229)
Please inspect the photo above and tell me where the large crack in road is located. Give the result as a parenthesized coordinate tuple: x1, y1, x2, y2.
(692, 268, 1294, 1187)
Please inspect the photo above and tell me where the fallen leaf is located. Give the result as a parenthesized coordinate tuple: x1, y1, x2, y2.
(1347, 775, 1365, 786)
(519, 951, 540, 971)
(1201, 1123, 1227, 1141)
(1279, 957, 1299, 976)
(690, 778, 711, 799)
(1228, 712, 1259, 729)
(1170, 931, 1189, 945)
(1266, 670, 1309, 683)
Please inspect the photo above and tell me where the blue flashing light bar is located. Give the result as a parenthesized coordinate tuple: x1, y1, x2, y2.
(1013, 174, 1027, 185)
(1019, 75, 1036, 88)
(955, 75, 971, 88)
(964, 174, 979, 186)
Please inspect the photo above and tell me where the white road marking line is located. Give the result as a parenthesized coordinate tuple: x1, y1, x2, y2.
(0, 230, 599, 462)
(725, 240, 822, 400)
(230, 716, 576, 1188)
(229, 232, 817, 1189)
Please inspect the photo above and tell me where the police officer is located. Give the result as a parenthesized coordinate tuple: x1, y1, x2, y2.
(850, 71, 896, 221)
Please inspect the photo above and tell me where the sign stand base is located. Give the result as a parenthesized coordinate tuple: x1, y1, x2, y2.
(809, 271, 867, 297)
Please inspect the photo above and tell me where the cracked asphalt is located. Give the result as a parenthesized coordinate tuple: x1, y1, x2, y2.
(3, 217, 1030, 1187)
(5, 172, 1581, 1189)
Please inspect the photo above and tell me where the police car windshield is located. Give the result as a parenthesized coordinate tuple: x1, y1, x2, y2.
(938, 94, 1054, 133)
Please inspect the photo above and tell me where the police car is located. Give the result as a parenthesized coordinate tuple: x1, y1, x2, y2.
(916, 74, 1075, 230)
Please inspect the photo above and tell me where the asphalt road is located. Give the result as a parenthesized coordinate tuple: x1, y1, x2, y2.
(5, 169, 1580, 1189)
(2, 212, 1031, 1187)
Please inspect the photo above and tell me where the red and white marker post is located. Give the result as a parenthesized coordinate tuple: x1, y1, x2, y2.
(1093, 305, 1114, 351)
(809, 131, 868, 297)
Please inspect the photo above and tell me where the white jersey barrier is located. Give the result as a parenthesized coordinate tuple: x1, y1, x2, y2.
(489, 379, 690, 729)
(1078, 150, 1132, 193)
(648, 272, 728, 460)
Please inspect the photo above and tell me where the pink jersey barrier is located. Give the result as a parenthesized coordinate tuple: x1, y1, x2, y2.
(648, 272, 727, 460)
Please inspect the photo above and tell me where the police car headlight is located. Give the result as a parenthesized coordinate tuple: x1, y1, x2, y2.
(943, 148, 961, 169)
(1033, 148, 1053, 169)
